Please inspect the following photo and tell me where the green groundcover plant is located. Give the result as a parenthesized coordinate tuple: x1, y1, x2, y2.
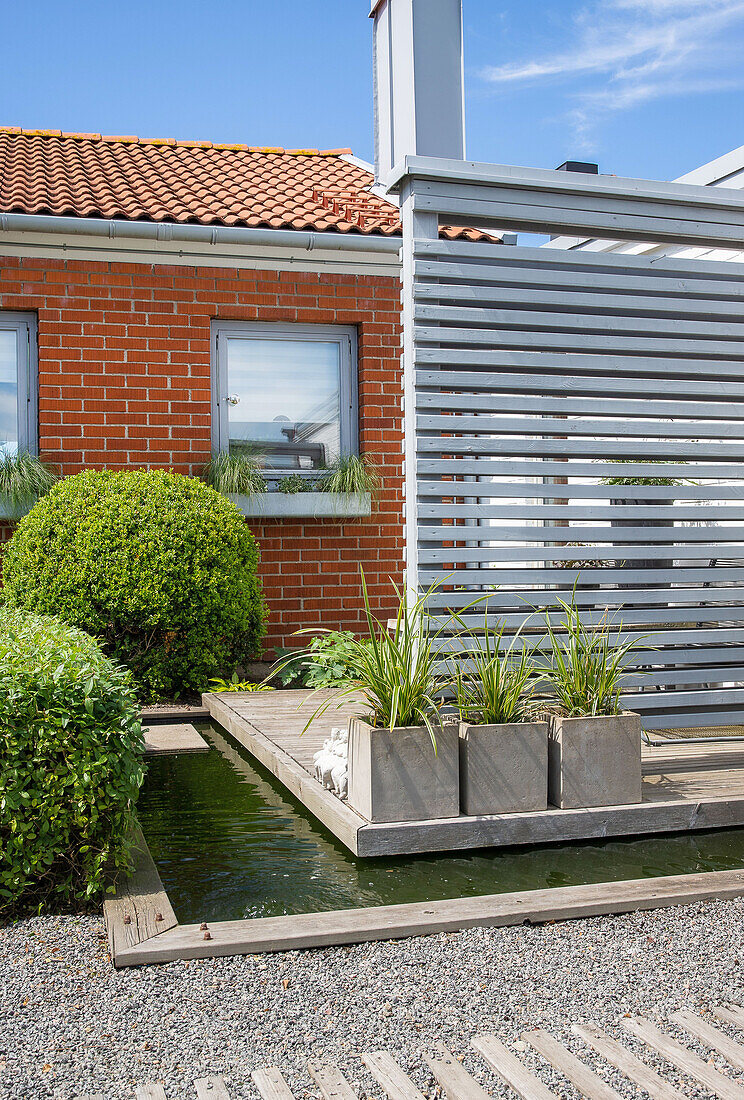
(0, 609, 145, 914)
(1, 470, 267, 701)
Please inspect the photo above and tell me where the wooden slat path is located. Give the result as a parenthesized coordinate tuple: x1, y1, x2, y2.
(471, 1034, 559, 1100)
(524, 1028, 623, 1100)
(74, 1000, 744, 1098)
(622, 1015, 744, 1100)
(307, 1062, 358, 1100)
(202, 690, 744, 859)
(572, 1022, 687, 1100)
(423, 1042, 492, 1100)
(103, 824, 177, 960)
(673, 1010, 744, 1071)
(194, 1078, 231, 1099)
(251, 1067, 296, 1100)
(361, 1052, 427, 1100)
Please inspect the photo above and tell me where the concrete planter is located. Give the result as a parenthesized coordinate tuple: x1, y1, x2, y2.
(347, 717, 459, 823)
(227, 492, 371, 520)
(459, 721, 548, 816)
(547, 712, 642, 809)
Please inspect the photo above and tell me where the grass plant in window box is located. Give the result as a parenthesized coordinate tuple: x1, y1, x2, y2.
(451, 618, 548, 816)
(0, 451, 58, 519)
(539, 594, 644, 810)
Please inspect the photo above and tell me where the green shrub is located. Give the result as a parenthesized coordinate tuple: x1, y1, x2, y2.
(0, 609, 144, 914)
(273, 630, 373, 688)
(1, 470, 267, 700)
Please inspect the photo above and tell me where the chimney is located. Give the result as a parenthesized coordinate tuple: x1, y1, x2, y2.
(556, 160, 599, 174)
(370, 0, 466, 184)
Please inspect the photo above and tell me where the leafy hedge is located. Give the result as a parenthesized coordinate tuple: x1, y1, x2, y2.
(2, 469, 267, 700)
(0, 609, 144, 913)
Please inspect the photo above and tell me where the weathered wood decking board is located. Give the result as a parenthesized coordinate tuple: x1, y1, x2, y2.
(104, 825, 178, 960)
(142, 723, 209, 755)
(202, 690, 744, 858)
(112, 867, 744, 966)
(75, 1002, 744, 1097)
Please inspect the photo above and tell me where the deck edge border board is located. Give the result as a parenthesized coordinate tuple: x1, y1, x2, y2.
(110, 865, 744, 967)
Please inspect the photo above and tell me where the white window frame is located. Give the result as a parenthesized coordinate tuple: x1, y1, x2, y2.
(0, 312, 37, 454)
(210, 320, 358, 478)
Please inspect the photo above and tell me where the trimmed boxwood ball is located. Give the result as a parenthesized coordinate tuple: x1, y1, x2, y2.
(0, 608, 144, 913)
(2, 469, 267, 700)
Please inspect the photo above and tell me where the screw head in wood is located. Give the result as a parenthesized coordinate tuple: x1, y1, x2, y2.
(203, 931, 212, 941)
(155, 912, 163, 922)
(200, 922, 208, 931)
(123, 914, 131, 925)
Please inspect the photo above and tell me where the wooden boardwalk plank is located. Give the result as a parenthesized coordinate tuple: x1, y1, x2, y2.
(361, 1052, 427, 1100)
(113, 868, 744, 965)
(135, 1085, 168, 1100)
(143, 723, 208, 756)
(622, 1016, 744, 1100)
(524, 1028, 623, 1100)
(251, 1067, 297, 1100)
(194, 1077, 230, 1098)
(715, 1005, 744, 1031)
(572, 1022, 686, 1100)
(423, 1042, 492, 1100)
(472, 1033, 559, 1100)
(673, 1010, 744, 1071)
(104, 824, 178, 963)
(307, 1061, 358, 1100)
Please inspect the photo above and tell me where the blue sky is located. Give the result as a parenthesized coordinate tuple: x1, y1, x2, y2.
(2, 0, 743, 182)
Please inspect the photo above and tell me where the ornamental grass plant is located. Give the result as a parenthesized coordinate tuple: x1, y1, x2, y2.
(0, 451, 58, 507)
(451, 614, 537, 725)
(539, 592, 644, 717)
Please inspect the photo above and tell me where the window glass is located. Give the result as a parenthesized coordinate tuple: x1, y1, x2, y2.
(0, 328, 18, 456)
(225, 336, 342, 470)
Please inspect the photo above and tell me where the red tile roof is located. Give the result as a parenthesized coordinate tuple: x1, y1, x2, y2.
(0, 127, 493, 241)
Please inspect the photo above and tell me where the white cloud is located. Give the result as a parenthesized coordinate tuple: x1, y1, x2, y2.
(480, 0, 744, 147)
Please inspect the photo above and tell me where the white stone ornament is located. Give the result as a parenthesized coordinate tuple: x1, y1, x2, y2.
(312, 726, 349, 799)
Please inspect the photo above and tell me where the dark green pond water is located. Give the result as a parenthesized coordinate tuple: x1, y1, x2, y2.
(137, 724, 744, 924)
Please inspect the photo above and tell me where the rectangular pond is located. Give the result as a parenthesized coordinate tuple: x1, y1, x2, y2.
(136, 724, 744, 925)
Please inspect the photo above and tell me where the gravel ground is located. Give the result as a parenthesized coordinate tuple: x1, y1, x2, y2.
(2, 899, 744, 1100)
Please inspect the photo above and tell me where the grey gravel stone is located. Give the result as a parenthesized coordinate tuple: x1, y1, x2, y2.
(2, 898, 744, 1099)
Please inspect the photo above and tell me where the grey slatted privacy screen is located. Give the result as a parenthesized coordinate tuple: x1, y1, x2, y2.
(393, 157, 744, 729)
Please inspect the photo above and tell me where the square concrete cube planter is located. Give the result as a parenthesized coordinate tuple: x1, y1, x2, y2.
(347, 717, 459, 823)
(547, 712, 642, 809)
(459, 721, 548, 816)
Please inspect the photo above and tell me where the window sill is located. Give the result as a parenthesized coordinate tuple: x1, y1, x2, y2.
(226, 491, 372, 519)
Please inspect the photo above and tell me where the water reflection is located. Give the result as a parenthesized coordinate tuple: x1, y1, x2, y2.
(137, 725, 744, 924)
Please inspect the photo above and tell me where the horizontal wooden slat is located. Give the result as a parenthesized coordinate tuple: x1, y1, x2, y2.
(416, 436, 744, 459)
(415, 322, 744, 359)
(417, 458, 744, 480)
(417, 413, 744, 441)
(417, 481, 744, 501)
(415, 351, 744, 383)
(415, 301, 744, 342)
(416, 541, 742, 560)
(417, 390, 744, 421)
(418, 501, 744, 520)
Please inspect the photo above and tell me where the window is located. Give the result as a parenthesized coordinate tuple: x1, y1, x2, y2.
(0, 313, 37, 456)
(212, 322, 357, 473)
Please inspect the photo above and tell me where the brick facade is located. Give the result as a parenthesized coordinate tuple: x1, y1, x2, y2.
(0, 255, 404, 651)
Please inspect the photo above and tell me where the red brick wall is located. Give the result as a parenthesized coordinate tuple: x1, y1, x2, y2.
(0, 255, 404, 650)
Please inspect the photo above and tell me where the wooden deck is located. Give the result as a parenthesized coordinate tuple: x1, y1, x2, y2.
(202, 690, 744, 858)
(74, 1001, 744, 1097)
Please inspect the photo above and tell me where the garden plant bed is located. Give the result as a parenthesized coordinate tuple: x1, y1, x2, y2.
(203, 690, 744, 858)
